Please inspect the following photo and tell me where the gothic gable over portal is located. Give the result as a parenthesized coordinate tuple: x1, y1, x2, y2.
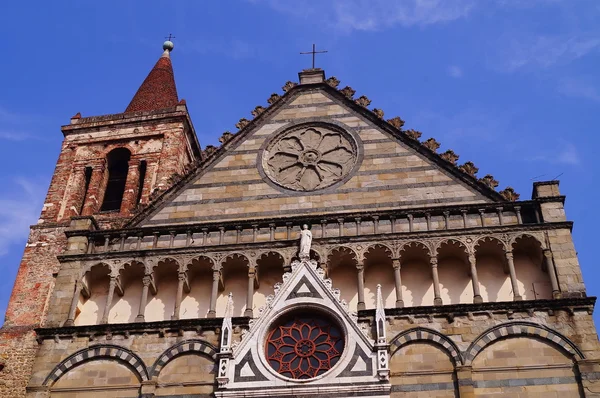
(214, 258, 390, 398)
(131, 69, 513, 228)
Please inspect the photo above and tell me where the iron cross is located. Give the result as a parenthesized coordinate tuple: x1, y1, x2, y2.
(165, 33, 176, 41)
(300, 44, 328, 69)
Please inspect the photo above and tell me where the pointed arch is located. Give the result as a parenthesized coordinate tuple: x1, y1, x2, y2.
(150, 339, 217, 379)
(464, 321, 584, 365)
(43, 344, 148, 386)
(389, 327, 463, 365)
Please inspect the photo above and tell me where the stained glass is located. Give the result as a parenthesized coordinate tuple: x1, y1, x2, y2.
(265, 313, 344, 379)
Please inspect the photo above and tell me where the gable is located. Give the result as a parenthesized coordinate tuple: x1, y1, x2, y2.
(140, 84, 497, 227)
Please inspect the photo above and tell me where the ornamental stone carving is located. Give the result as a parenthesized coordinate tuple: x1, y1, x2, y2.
(404, 129, 422, 141)
(261, 124, 359, 192)
(387, 116, 405, 129)
(440, 149, 459, 165)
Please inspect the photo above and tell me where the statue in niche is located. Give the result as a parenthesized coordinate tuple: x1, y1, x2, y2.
(299, 224, 312, 260)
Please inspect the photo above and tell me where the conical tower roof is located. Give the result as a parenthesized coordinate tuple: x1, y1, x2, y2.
(125, 41, 179, 113)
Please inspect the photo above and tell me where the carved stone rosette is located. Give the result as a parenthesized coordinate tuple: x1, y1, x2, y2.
(261, 123, 359, 192)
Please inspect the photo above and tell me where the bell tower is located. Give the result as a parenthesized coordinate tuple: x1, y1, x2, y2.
(0, 41, 202, 396)
(39, 40, 201, 227)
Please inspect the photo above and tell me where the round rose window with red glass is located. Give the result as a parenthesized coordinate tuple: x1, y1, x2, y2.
(265, 312, 344, 379)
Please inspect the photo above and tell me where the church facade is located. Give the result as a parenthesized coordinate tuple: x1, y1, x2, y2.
(1, 41, 599, 397)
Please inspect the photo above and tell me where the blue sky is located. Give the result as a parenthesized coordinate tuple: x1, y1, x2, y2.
(0, 1, 599, 325)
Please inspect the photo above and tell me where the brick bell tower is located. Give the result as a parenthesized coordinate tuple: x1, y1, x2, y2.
(0, 40, 201, 396)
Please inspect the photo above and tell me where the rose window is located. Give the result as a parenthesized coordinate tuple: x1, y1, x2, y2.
(265, 313, 344, 379)
(263, 125, 358, 191)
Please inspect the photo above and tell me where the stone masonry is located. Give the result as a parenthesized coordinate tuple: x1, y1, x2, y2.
(1, 43, 599, 398)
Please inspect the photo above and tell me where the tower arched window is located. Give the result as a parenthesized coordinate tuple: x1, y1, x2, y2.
(101, 148, 131, 211)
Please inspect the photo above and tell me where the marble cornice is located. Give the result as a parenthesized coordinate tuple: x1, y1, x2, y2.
(58, 221, 574, 263)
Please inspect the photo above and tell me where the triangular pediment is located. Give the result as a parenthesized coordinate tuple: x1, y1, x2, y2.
(218, 259, 384, 396)
(131, 80, 505, 228)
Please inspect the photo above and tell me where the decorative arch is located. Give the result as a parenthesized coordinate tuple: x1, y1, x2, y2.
(389, 327, 463, 365)
(474, 236, 507, 253)
(435, 238, 469, 257)
(222, 252, 251, 265)
(43, 344, 148, 386)
(150, 339, 217, 378)
(327, 245, 359, 264)
(465, 321, 584, 364)
(364, 243, 393, 261)
(509, 233, 546, 250)
(398, 241, 432, 259)
(186, 254, 216, 270)
(257, 250, 285, 264)
(81, 261, 113, 278)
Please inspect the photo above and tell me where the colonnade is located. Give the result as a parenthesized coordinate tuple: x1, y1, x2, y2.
(64, 235, 560, 326)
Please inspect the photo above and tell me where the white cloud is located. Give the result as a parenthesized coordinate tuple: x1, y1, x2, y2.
(557, 77, 600, 101)
(447, 65, 463, 78)
(252, 0, 476, 32)
(0, 178, 44, 258)
(528, 142, 582, 166)
(557, 143, 581, 165)
(494, 35, 600, 73)
(0, 131, 33, 141)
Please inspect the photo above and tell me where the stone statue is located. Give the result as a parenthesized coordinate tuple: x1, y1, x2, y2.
(299, 224, 312, 260)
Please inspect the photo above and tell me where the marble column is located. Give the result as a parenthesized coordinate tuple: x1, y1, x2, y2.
(468, 254, 483, 303)
(505, 250, 523, 301)
(172, 271, 186, 320)
(356, 265, 366, 311)
(64, 280, 81, 327)
(244, 267, 256, 317)
(392, 258, 404, 308)
(208, 267, 220, 318)
(135, 275, 152, 322)
(100, 276, 117, 324)
(543, 249, 561, 298)
(431, 258, 443, 306)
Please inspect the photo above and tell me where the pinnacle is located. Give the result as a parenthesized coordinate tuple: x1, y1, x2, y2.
(125, 43, 179, 113)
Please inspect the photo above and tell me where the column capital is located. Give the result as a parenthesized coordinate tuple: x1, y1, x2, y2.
(543, 248, 553, 258)
(128, 158, 142, 166)
(248, 266, 256, 276)
(142, 275, 153, 286)
(468, 253, 476, 264)
(392, 258, 401, 270)
(430, 257, 438, 267)
(177, 271, 187, 281)
(505, 250, 514, 260)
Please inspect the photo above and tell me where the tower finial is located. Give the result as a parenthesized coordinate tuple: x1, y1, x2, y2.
(163, 34, 175, 52)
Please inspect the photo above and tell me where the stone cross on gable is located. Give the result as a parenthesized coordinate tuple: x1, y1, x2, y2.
(300, 44, 328, 69)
